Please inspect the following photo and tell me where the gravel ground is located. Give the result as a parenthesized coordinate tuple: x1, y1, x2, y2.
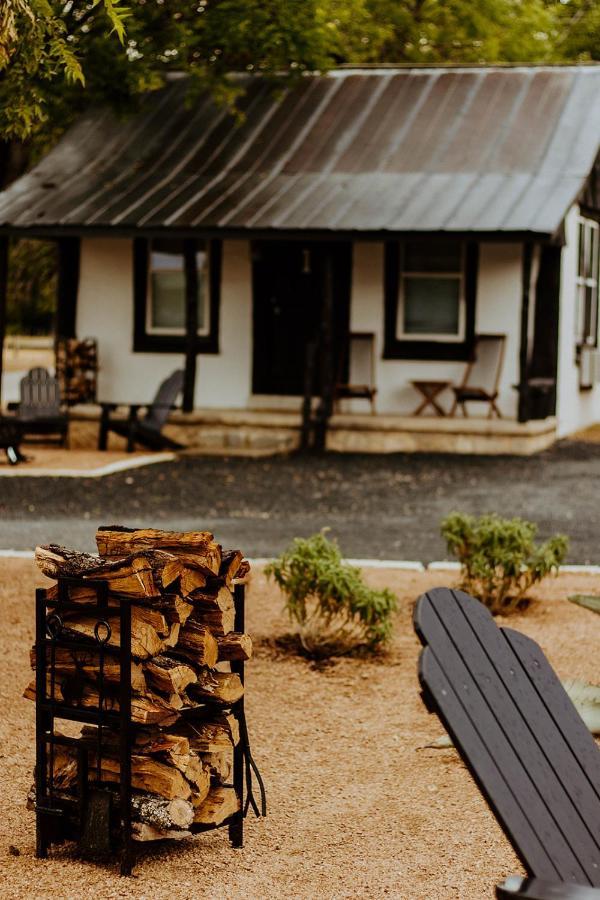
(3, 558, 600, 899)
(2, 440, 600, 561)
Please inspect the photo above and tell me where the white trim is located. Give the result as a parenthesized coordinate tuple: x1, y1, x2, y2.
(427, 561, 462, 571)
(396, 243, 466, 342)
(0, 549, 35, 558)
(0, 452, 175, 478)
(146, 244, 210, 337)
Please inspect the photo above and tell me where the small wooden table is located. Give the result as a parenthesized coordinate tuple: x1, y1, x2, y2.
(410, 380, 450, 417)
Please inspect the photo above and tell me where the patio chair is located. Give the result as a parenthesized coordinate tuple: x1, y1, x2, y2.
(414, 586, 600, 900)
(333, 332, 377, 413)
(10, 367, 69, 446)
(98, 369, 185, 453)
(450, 333, 506, 418)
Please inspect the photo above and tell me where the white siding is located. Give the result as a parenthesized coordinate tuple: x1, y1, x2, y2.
(349, 242, 523, 417)
(556, 205, 600, 437)
(77, 238, 253, 406)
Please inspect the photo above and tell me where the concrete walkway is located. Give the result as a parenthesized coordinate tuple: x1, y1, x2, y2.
(1, 439, 599, 561)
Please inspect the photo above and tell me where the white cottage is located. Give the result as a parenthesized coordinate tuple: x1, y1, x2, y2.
(1, 65, 599, 454)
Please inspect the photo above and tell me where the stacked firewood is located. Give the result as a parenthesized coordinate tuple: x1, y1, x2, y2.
(55, 337, 98, 405)
(25, 526, 252, 841)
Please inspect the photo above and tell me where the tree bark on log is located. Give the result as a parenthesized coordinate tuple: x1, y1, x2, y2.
(130, 794, 194, 830)
(95, 527, 222, 575)
(217, 632, 253, 662)
(176, 621, 219, 667)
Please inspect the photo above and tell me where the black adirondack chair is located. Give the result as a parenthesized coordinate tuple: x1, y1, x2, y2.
(414, 586, 600, 900)
(98, 369, 185, 452)
(10, 367, 69, 446)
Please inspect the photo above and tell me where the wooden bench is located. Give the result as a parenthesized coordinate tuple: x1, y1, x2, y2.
(414, 586, 600, 899)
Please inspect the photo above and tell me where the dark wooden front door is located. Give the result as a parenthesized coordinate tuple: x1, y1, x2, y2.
(252, 241, 351, 396)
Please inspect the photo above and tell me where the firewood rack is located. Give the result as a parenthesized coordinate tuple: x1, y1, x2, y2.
(34, 577, 266, 875)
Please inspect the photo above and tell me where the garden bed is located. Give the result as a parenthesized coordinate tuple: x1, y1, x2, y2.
(2, 559, 600, 899)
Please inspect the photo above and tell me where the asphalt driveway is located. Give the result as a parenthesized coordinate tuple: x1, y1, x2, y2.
(1, 440, 599, 562)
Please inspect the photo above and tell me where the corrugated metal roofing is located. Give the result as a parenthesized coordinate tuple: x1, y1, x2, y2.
(1, 66, 599, 236)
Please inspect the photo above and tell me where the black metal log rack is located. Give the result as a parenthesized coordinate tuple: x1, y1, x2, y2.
(34, 577, 265, 875)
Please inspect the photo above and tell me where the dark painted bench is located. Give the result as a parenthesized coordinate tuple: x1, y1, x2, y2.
(414, 586, 600, 900)
(98, 369, 185, 453)
(10, 367, 69, 446)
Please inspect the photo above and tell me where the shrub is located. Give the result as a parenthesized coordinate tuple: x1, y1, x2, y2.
(265, 531, 397, 658)
(441, 512, 568, 614)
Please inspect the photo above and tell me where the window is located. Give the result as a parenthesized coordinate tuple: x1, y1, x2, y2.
(133, 238, 221, 354)
(147, 242, 209, 336)
(384, 240, 477, 361)
(575, 217, 599, 348)
(397, 241, 465, 341)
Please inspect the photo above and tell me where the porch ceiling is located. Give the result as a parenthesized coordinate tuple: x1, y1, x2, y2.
(1, 66, 599, 237)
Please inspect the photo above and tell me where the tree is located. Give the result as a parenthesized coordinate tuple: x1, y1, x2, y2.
(0, 0, 388, 142)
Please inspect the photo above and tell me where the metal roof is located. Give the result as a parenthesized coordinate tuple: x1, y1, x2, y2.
(1, 66, 599, 237)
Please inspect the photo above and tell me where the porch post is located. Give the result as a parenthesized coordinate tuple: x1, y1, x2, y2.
(183, 238, 198, 413)
(313, 250, 335, 452)
(0, 236, 8, 409)
(55, 237, 80, 340)
(517, 241, 534, 423)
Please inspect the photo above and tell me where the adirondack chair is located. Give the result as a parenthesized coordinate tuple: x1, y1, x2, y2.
(11, 367, 69, 446)
(414, 586, 600, 900)
(98, 369, 185, 452)
(450, 333, 506, 418)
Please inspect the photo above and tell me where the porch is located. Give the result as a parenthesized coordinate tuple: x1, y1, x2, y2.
(66, 405, 557, 457)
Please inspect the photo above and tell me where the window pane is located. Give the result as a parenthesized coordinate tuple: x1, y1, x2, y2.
(402, 277, 460, 335)
(149, 244, 207, 332)
(404, 240, 461, 273)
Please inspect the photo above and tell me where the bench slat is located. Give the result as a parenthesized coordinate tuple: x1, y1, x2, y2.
(415, 587, 600, 886)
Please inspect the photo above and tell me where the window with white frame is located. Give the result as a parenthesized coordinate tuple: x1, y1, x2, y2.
(575, 216, 599, 348)
(147, 239, 210, 336)
(396, 240, 465, 342)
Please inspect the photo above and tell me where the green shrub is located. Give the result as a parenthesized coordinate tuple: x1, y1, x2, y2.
(441, 512, 568, 614)
(265, 531, 397, 658)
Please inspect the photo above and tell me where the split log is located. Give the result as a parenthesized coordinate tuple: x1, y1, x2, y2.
(201, 751, 232, 783)
(91, 754, 192, 801)
(130, 794, 194, 830)
(27, 782, 194, 833)
(176, 714, 240, 752)
(95, 527, 222, 576)
(189, 606, 235, 636)
(61, 613, 164, 660)
(217, 632, 253, 662)
(30, 645, 147, 693)
(24, 678, 180, 726)
(176, 621, 219, 667)
(133, 823, 192, 842)
(49, 743, 191, 800)
(144, 656, 197, 695)
(193, 786, 240, 826)
(164, 622, 180, 648)
(188, 671, 244, 705)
